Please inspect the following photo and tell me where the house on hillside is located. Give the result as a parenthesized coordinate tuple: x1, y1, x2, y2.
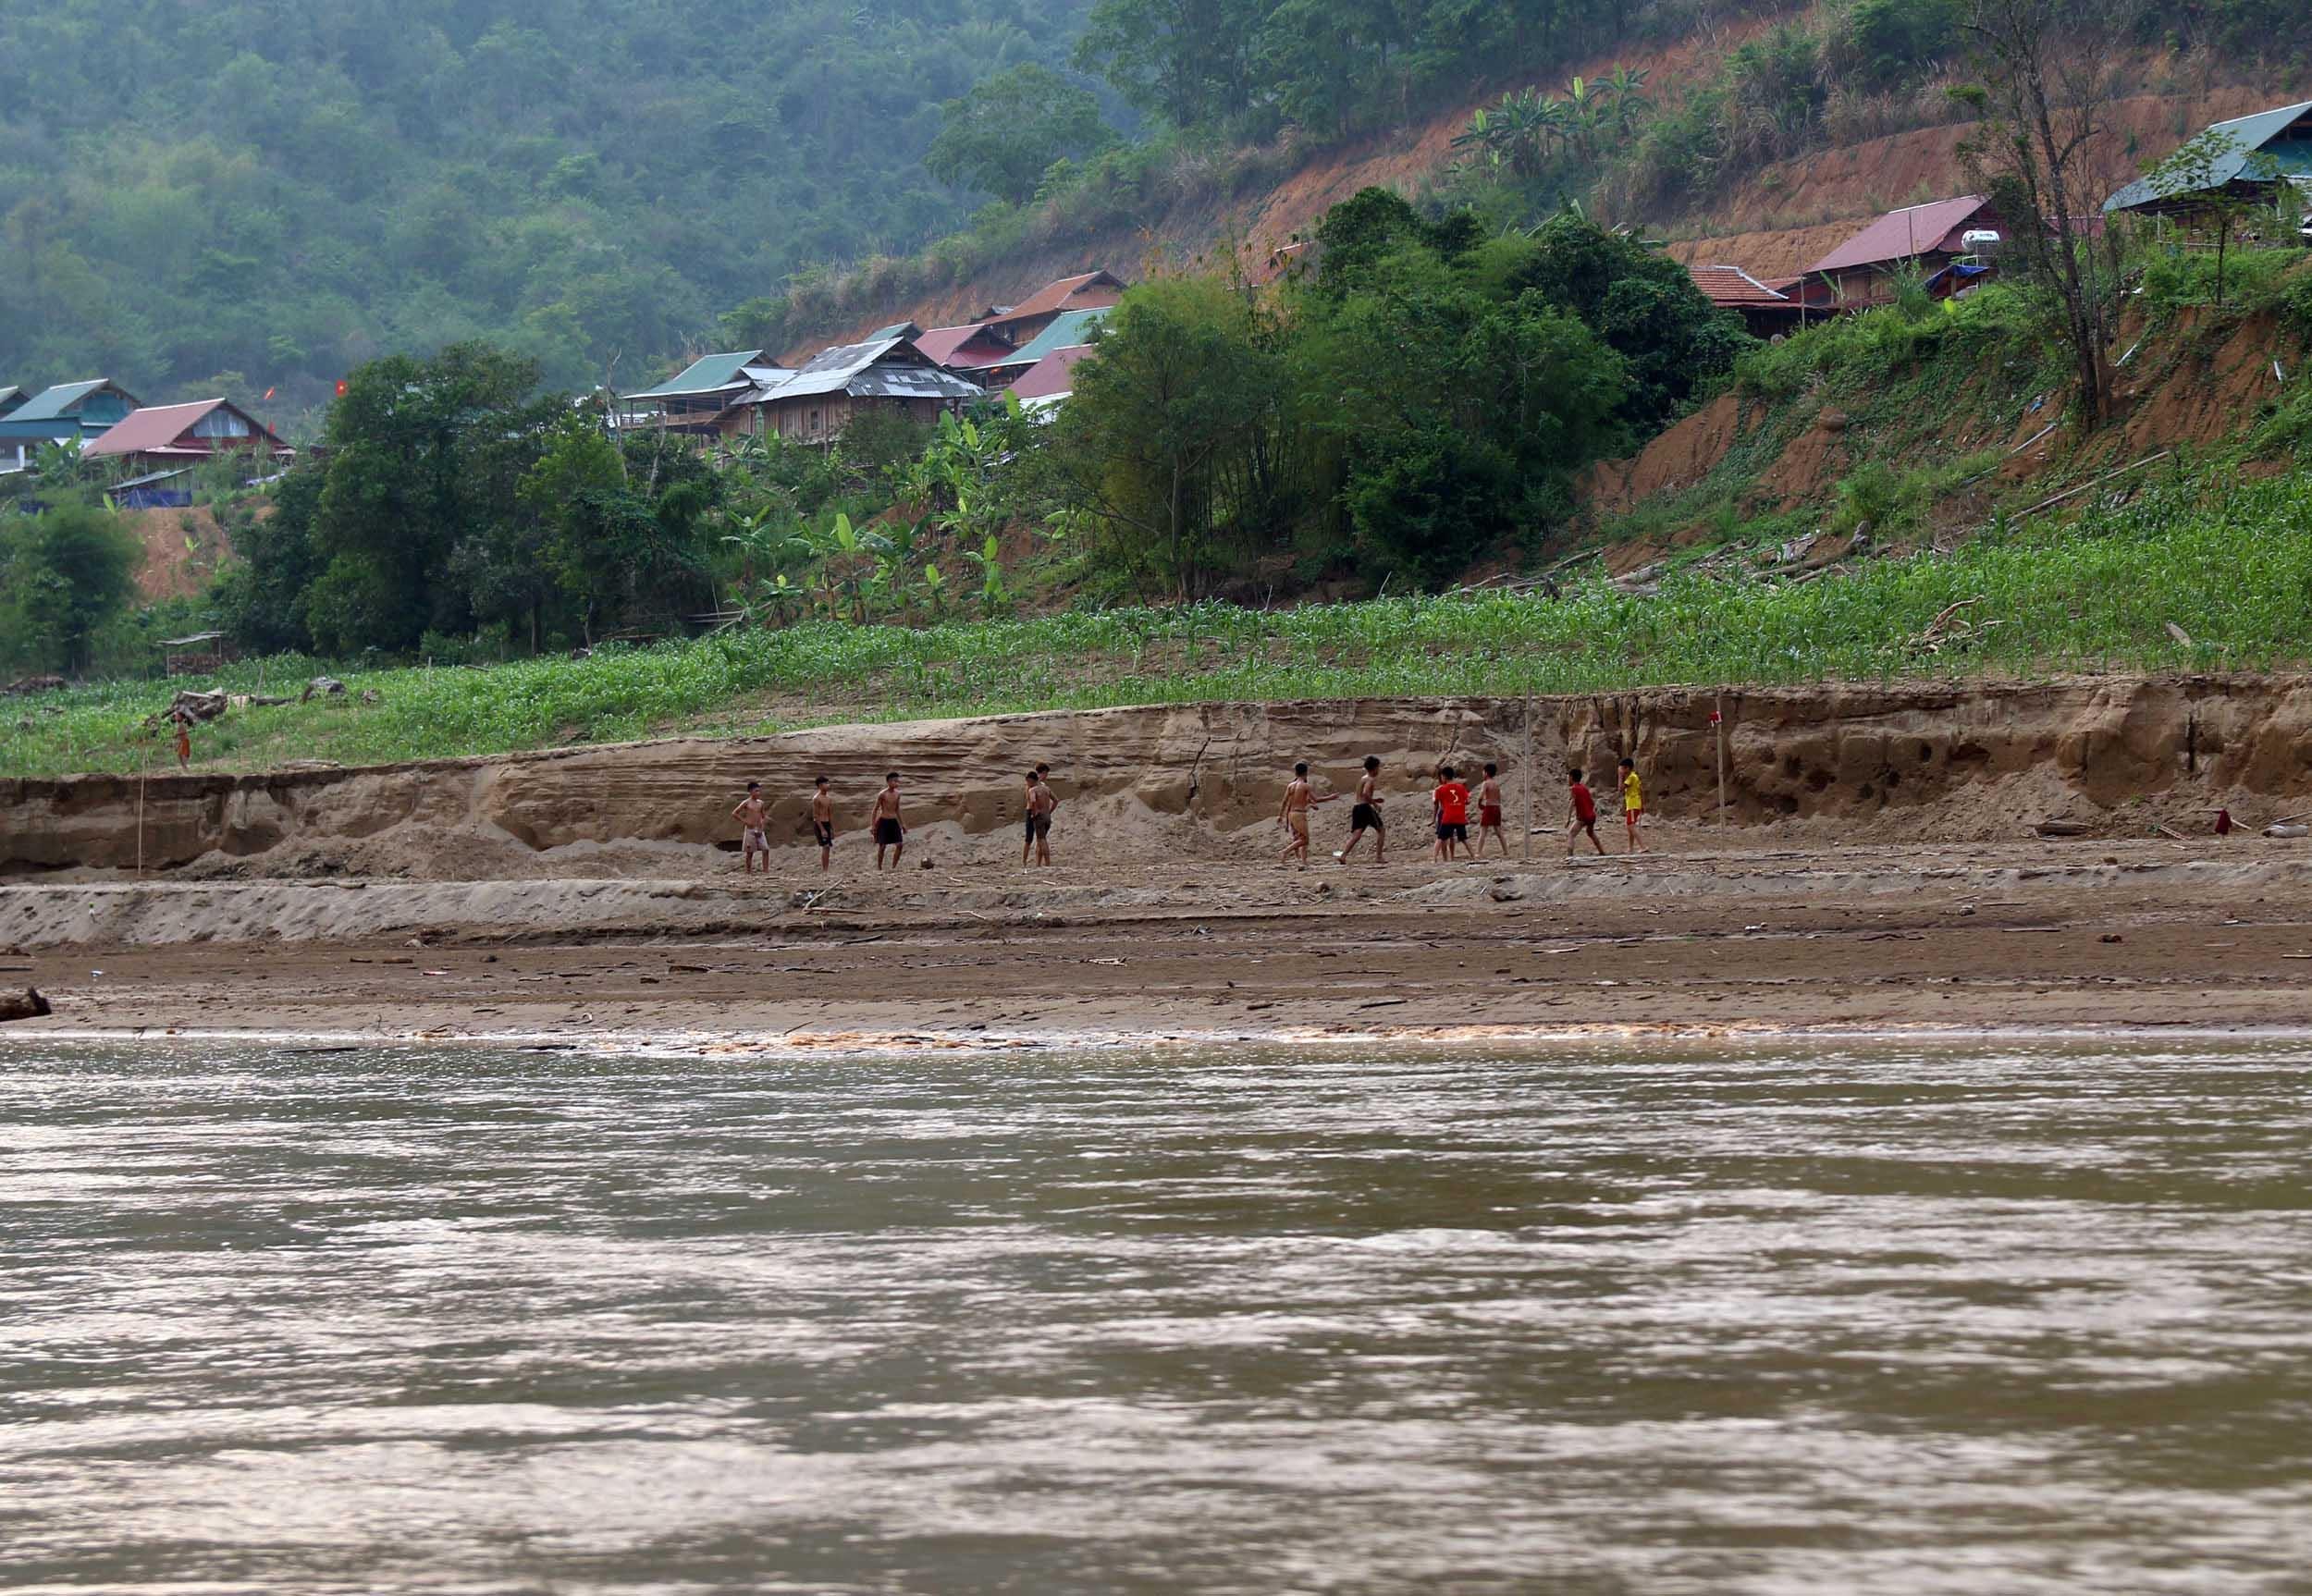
(0, 386, 28, 472)
(2104, 99, 2312, 228)
(719, 336, 981, 444)
(915, 321, 1019, 380)
(85, 399, 293, 475)
(978, 270, 1125, 353)
(0, 378, 141, 460)
(1687, 264, 1808, 338)
(978, 307, 1111, 389)
(621, 350, 785, 435)
(1005, 344, 1096, 412)
(1802, 196, 2004, 306)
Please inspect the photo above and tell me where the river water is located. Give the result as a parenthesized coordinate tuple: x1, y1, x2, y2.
(6, 1038, 2312, 1593)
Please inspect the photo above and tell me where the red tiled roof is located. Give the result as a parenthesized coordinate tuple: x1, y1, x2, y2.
(1807, 196, 1992, 274)
(1688, 264, 1791, 307)
(1005, 344, 1095, 401)
(86, 399, 286, 458)
(996, 270, 1125, 324)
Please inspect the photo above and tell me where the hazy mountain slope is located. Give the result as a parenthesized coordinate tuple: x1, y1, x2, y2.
(0, 0, 1098, 413)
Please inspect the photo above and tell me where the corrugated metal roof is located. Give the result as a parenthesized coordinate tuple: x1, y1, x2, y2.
(866, 321, 922, 341)
(991, 308, 1110, 368)
(625, 350, 765, 400)
(9, 378, 129, 424)
(2105, 99, 2312, 211)
(1807, 197, 1992, 274)
(0, 386, 23, 415)
(750, 338, 982, 404)
(1005, 344, 1094, 401)
(86, 399, 287, 459)
(1688, 264, 1792, 307)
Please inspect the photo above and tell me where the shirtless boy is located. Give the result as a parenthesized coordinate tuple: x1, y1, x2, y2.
(1278, 762, 1336, 867)
(1474, 762, 1507, 857)
(1567, 767, 1606, 857)
(1334, 755, 1386, 865)
(1022, 769, 1059, 866)
(732, 781, 770, 874)
(871, 773, 905, 870)
(810, 776, 835, 872)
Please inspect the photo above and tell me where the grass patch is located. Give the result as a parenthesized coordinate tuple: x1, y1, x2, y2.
(7, 466, 2310, 780)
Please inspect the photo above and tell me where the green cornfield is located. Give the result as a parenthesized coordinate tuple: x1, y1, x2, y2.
(6, 468, 2309, 780)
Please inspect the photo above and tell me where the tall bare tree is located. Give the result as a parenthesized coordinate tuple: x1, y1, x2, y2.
(1956, 0, 2121, 427)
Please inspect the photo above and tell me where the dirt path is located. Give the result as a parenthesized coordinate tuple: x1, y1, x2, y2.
(6, 829, 2306, 1048)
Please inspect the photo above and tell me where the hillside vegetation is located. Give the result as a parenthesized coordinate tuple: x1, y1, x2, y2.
(10, 461, 2312, 780)
(0, 0, 1101, 413)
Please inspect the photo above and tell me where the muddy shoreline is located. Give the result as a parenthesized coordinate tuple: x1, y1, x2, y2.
(6, 830, 2306, 1046)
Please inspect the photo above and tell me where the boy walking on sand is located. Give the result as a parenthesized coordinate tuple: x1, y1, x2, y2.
(872, 773, 905, 870)
(810, 776, 835, 872)
(1619, 756, 1646, 853)
(1023, 770, 1059, 866)
(1432, 765, 1471, 861)
(1567, 767, 1606, 857)
(1475, 763, 1507, 857)
(732, 781, 770, 874)
(1334, 755, 1386, 865)
(1278, 762, 1334, 867)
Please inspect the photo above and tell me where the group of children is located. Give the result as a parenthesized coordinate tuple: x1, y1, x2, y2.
(1277, 756, 1646, 866)
(732, 755, 1646, 875)
(732, 764, 1061, 874)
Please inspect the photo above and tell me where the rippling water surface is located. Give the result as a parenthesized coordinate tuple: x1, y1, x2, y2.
(7, 1038, 2312, 1593)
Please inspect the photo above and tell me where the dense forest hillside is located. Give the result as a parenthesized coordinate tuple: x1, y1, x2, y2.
(0, 0, 1103, 413)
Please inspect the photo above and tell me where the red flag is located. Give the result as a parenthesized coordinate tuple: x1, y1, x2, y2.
(335, 379, 350, 398)
(263, 387, 276, 400)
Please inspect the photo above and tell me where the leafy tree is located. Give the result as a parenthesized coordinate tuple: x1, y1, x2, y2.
(304, 342, 555, 654)
(0, 501, 141, 673)
(212, 466, 327, 653)
(926, 64, 1113, 203)
(2132, 128, 2289, 307)
(1048, 276, 1287, 598)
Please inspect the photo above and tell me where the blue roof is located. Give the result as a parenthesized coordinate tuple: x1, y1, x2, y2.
(625, 350, 764, 400)
(2106, 100, 2312, 212)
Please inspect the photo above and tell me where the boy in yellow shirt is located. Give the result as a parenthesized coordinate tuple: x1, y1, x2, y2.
(1618, 756, 1646, 853)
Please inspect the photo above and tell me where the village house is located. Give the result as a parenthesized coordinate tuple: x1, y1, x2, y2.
(1687, 264, 1808, 338)
(621, 350, 788, 435)
(912, 320, 1019, 380)
(1801, 196, 2004, 306)
(0, 386, 28, 472)
(83, 399, 293, 475)
(2104, 99, 2312, 232)
(975, 269, 1124, 354)
(719, 335, 980, 444)
(0, 378, 141, 460)
(978, 306, 1111, 389)
(1005, 344, 1096, 411)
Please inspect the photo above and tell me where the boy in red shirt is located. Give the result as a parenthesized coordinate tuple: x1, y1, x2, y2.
(1567, 767, 1606, 857)
(1432, 765, 1472, 861)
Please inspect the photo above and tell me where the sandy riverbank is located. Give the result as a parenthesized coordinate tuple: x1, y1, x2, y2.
(5, 828, 2306, 1046)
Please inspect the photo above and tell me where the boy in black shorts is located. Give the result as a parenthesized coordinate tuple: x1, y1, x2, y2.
(871, 772, 904, 870)
(809, 776, 835, 872)
(1334, 755, 1386, 865)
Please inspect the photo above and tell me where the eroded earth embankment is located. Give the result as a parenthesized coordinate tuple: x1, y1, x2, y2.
(6, 677, 2307, 881)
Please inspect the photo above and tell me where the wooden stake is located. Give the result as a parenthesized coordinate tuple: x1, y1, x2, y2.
(1715, 689, 1728, 829)
(137, 744, 147, 878)
(1521, 694, 1534, 862)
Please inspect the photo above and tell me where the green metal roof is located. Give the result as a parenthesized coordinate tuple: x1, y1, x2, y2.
(0, 386, 23, 417)
(998, 308, 1110, 366)
(626, 350, 764, 400)
(2106, 99, 2312, 211)
(10, 378, 117, 422)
